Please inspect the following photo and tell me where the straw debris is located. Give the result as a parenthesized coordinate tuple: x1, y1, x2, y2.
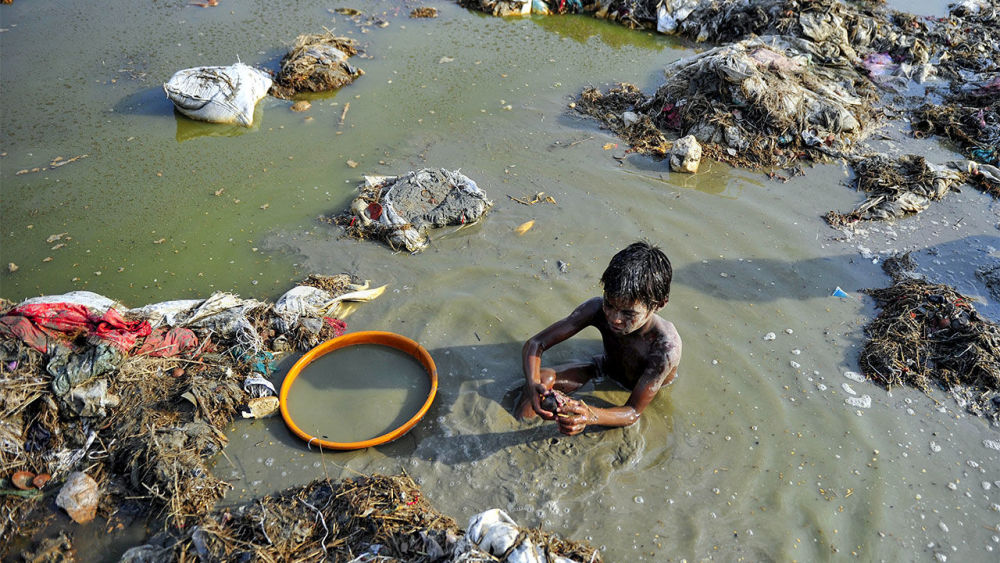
(859, 255, 1000, 423)
(824, 154, 966, 226)
(0, 275, 381, 552)
(270, 33, 364, 100)
(122, 473, 602, 563)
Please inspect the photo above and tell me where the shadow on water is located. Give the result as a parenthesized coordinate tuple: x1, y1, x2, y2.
(111, 85, 264, 142)
(112, 86, 174, 117)
(673, 235, 1000, 308)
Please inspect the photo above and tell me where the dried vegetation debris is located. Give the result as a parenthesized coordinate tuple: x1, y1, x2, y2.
(269, 33, 365, 100)
(824, 153, 966, 226)
(860, 255, 1000, 423)
(0, 275, 378, 551)
(912, 76, 1000, 171)
(121, 474, 601, 563)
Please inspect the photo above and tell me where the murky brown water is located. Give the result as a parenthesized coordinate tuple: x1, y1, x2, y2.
(2, 1, 999, 561)
(285, 343, 432, 443)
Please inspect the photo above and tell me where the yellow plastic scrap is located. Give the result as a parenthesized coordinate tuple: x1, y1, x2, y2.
(515, 220, 535, 235)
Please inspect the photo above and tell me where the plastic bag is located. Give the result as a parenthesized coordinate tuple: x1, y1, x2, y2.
(164, 62, 272, 126)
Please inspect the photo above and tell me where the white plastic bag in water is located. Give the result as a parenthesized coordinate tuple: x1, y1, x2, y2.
(163, 62, 272, 126)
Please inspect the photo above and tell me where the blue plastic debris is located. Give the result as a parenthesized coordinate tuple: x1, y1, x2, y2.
(832, 287, 850, 298)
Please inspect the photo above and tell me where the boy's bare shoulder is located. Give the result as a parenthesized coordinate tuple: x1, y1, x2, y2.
(570, 296, 604, 318)
(651, 316, 682, 358)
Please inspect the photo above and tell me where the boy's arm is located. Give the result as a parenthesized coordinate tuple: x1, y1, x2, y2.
(522, 297, 601, 418)
(557, 334, 680, 435)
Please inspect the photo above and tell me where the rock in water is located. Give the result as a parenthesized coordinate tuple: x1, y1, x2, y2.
(670, 135, 702, 173)
(56, 472, 99, 524)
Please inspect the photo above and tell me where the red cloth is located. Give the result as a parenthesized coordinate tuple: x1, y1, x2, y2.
(134, 327, 198, 357)
(0, 303, 151, 353)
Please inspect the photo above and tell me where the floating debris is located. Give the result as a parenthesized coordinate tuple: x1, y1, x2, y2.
(269, 33, 364, 100)
(825, 154, 966, 226)
(332, 168, 493, 253)
(859, 255, 1000, 422)
(410, 6, 439, 18)
(122, 474, 601, 562)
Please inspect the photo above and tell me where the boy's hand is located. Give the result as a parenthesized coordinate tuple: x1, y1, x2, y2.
(556, 398, 592, 436)
(530, 383, 558, 421)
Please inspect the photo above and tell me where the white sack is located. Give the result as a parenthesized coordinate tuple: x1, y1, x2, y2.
(164, 62, 272, 126)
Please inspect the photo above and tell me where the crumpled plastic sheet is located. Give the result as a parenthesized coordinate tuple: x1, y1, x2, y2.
(48, 342, 125, 396)
(348, 168, 493, 253)
(128, 292, 268, 353)
(273, 281, 383, 335)
(453, 509, 582, 563)
(65, 378, 120, 417)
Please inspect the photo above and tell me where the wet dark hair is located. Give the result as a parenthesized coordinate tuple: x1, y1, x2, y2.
(600, 241, 672, 308)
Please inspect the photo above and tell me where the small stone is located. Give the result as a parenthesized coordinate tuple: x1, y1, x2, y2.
(239, 396, 280, 419)
(842, 383, 857, 395)
(669, 135, 702, 174)
(7, 262, 17, 273)
(790, 361, 801, 369)
(791, 349, 801, 355)
(947, 482, 958, 491)
(290, 100, 311, 112)
(763, 332, 776, 341)
(930, 441, 942, 453)
(784, 328, 793, 334)
(56, 472, 99, 524)
(982, 481, 992, 491)
(938, 522, 949, 533)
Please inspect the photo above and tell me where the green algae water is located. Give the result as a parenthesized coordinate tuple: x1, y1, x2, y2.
(3, 1, 1000, 561)
(284, 343, 432, 443)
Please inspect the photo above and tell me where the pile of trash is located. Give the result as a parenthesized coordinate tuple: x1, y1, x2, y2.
(0, 275, 384, 547)
(332, 168, 494, 253)
(859, 255, 1000, 423)
(121, 474, 601, 563)
(163, 32, 363, 125)
(823, 154, 966, 226)
(457, 0, 533, 17)
(269, 33, 365, 100)
(912, 76, 1000, 171)
(576, 35, 878, 169)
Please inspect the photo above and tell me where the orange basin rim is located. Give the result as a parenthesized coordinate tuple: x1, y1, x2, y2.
(279, 331, 438, 450)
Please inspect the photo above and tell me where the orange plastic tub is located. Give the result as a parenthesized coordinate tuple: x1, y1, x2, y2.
(279, 331, 437, 450)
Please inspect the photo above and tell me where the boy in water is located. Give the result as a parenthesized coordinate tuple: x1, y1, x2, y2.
(518, 241, 681, 435)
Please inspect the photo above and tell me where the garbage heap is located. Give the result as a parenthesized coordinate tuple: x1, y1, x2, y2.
(0, 275, 384, 545)
(577, 35, 878, 169)
(332, 168, 494, 253)
(860, 255, 1000, 424)
(913, 76, 1000, 173)
(269, 33, 365, 100)
(823, 154, 969, 225)
(121, 474, 602, 563)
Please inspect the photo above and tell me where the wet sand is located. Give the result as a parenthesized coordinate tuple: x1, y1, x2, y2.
(2, 1, 999, 560)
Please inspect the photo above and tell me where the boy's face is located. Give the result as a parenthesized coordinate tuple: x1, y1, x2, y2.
(602, 294, 660, 335)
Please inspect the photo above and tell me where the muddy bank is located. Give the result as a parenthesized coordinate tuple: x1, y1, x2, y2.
(0, 276, 377, 551)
